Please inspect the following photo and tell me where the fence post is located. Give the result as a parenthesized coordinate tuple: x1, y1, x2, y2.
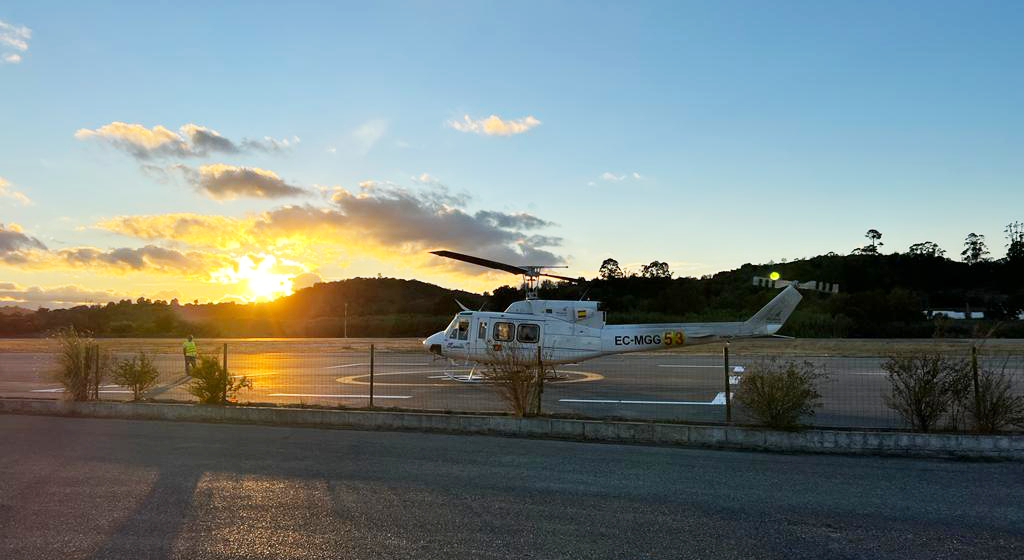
(94, 343, 100, 400)
(535, 346, 544, 416)
(369, 344, 375, 409)
(724, 343, 732, 423)
(222, 343, 228, 404)
(971, 344, 980, 415)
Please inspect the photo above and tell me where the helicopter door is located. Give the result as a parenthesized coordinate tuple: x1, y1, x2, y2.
(473, 317, 488, 356)
(515, 323, 541, 358)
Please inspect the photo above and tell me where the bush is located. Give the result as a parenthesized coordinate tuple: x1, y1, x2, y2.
(482, 344, 547, 417)
(52, 327, 108, 401)
(735, 358, 827, 430)
(883, 353, 970, 432)
(187, 356, 251, 404)
(965, 365, 1024, 434)
(111, 352, 160, 400)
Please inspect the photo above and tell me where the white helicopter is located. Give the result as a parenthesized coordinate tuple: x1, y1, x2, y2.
(422, 250, 803, 366)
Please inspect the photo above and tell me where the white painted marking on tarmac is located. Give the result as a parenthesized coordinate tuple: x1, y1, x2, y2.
(657, 365, 746, 372)
(30, 388, 132, 394)
(325, 362, 431, 370)
(560, 393, 731, 406)
(710, 392, 733, 405)
(229, 372, 278, 378)
(267, 393, 411, 399)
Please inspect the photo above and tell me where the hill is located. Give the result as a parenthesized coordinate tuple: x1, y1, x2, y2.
(1, 253, 1022, 338)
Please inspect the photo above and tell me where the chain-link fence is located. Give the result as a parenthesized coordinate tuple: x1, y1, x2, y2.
(2, 342, 1022, 431)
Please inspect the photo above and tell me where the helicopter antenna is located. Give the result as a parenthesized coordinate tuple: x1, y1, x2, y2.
(430, 250, 580, 300)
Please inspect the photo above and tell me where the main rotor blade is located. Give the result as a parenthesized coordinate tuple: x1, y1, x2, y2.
(541, 272, 582, 283)
(430, 250, 531, 276)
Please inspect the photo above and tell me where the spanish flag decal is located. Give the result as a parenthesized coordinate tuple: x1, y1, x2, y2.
(577, 309, 587, 318)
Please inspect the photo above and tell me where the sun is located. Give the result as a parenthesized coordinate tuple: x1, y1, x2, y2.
(216, 254, 296, 302)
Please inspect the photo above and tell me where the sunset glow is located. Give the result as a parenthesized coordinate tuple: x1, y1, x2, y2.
(213, 255, 296, 302)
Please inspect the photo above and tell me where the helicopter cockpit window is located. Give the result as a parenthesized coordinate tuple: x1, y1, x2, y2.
(446, 316, 459, 338)
(517, 323, 540, 343)
(457, 319, 469, 340)
(494, 322, 514, 342)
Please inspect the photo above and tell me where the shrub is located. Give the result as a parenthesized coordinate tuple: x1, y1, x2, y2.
(482, 344, 547, 417)
(735, 358, 827, 430)
(52, 327, 108, 401)
(883, 353, 970, 432)
(965, 365, 1024, 434)
(187, 356, 251, 404)
(111, 352, 160, 400)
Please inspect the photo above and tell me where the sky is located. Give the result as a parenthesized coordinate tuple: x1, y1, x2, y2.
(1, 1, 1022, 308)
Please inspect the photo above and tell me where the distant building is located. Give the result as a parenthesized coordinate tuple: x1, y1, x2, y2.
(926, 310, 985, 320)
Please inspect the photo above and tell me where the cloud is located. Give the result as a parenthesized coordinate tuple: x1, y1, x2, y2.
(323, 183, 562, 265)
(352, 119, 388, 154)
(0, 177, 32, 205)
(0, 223, 46, 264)
(0, 283, 123, 308)
(74, 122, 297, 160)
(57, 245, 233, 276)
(97, 213, 249, 249)
(447, 114, 541, 136)
(0, 19, 30, 64)
(181, 164, 307, 200)
(291, 271, 323, 291)
(597, 171, 644, 182)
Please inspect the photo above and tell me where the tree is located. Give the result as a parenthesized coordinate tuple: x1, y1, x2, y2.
(961, 233, 990, 265)
(1005, 221, 1024, 263)
(640, 260, 672, 278)
(598, 258, 623, 280)
(735, 358, 828, 430)
(112, 352, 160, 400)
(907, 241, 946, 258)
(856, 229, 883, 255)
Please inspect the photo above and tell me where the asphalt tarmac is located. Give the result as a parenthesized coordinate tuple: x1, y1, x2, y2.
(3, 351, 1023, 429)
(1, 415, 1022, 560)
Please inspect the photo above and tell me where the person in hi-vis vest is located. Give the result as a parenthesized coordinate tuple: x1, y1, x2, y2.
(183, 335, 198, 375)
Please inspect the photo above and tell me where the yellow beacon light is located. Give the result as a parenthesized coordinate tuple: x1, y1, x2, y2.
(769, 271, 781, 281)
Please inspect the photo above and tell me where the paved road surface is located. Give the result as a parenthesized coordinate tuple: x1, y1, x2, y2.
(1, 415, 1022, 559)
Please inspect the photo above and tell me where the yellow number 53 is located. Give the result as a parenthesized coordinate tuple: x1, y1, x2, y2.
(663, 331, 685, 346)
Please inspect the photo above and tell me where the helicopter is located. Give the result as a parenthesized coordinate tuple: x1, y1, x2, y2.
(422, 250, 803, 365)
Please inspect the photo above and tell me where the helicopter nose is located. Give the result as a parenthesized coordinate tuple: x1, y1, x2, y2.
(423, 331, 444, 356)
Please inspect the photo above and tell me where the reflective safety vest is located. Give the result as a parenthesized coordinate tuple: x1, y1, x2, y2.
(183, 340, 198, 357)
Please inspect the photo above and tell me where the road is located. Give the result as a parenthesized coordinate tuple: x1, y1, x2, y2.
(0, 415, 1021, 559)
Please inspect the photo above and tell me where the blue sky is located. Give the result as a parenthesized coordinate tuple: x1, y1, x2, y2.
(1, 1, 1022, 307)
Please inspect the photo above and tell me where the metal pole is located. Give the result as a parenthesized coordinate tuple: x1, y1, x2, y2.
(369, 344, 375, 409)
(94, 344, 100, 400)
(344, 303, 348, 339)
(535, 346, 544, 416)
(724, 343, 732, 423)
(222, 343, 228, 404)
(971, 345, 980, 416)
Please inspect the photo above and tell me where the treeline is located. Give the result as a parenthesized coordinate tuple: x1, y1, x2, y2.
(2, 245, 1024, 339)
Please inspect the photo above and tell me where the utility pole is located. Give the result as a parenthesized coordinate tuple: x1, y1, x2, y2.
(344, 302, 348, 338)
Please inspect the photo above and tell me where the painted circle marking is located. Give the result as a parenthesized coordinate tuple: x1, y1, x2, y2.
(337, 369, 604, 387)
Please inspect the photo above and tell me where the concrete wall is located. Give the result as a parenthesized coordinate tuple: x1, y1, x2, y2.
(2, 398, 1021, 460)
